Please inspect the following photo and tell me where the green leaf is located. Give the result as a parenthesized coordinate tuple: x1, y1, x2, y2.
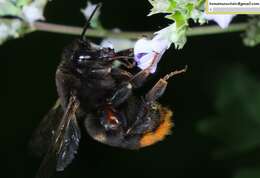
(167, 0, 177, 11)
(16, 0, 33, 7)
(186, 3, 194, 16)
(0, 1, 22, 16)
(166, 11, 187, 28)
(197, 0, 206, 8)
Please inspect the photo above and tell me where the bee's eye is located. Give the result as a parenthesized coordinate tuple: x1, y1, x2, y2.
(77, 55, 91, 62)
(72, 50, 92, 66)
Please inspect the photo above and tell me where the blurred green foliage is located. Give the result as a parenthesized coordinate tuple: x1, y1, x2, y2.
(243, 16, 260, 47)
(0, 0, 47, 44)
(197, 66, 260, 177)
(235, 168, 260, 178)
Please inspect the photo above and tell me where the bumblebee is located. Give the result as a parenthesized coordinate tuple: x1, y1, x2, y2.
(29, 4, 186, 178)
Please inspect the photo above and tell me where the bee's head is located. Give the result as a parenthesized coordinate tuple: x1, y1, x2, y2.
(67, 40, 115, 76)
(71, 40, 99, 67)
(71, 40, 115, 65)
(64, 3, 115, 73)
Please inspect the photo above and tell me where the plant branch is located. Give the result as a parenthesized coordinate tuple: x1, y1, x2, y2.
(34, 21, 247, 40)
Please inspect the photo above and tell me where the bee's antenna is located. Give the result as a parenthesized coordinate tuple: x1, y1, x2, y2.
(80, 3, 102, 40)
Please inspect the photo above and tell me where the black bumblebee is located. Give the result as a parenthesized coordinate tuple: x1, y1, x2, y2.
(29, 4, 187, 178)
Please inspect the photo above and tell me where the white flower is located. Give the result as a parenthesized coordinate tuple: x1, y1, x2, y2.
(148, 0, 171, 16)
(204, 14, 235, 29)
(81, 2, 100, 20)
(134, 24, 176, 73)
(134, 36, 171, 73)
(22, 1, 45, 24)
(0, 23, 9, 40)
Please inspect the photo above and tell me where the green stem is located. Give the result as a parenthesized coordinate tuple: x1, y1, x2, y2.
(34, 21, 247, 40)
(33, 22, 152, 39)
(187, 23, 247, 36)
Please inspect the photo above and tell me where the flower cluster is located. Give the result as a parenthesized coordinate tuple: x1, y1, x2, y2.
(0, 0, 254, 69)
(133, 0, 237, 73)
(0, 0, 48, 44)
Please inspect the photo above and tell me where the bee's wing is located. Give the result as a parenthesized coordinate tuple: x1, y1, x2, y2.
(35, 96, 81, 178)
(29, 99, 64, 157)
(56, 115, 81, 171)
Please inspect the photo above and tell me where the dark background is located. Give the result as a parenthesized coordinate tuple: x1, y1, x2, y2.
(3, 0, 260, 178)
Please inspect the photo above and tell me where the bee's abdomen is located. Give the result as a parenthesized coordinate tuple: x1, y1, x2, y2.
(139, 107, 173, 148)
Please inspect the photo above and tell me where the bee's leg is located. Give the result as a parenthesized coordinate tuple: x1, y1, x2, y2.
(145, 66, 187, 102)
(116, 48, 133, 57)
(111, 68, 133, 81)
(108, 68, 150, 106)
(112, 48, 135, 69)
(107, 81, 133, 107)
(130, 69, 151, 88)
(108, 68, 135, 106)
(108, 66, 186, 107)
(111, 67, 149, 89)
(129, 52, 162, 88)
